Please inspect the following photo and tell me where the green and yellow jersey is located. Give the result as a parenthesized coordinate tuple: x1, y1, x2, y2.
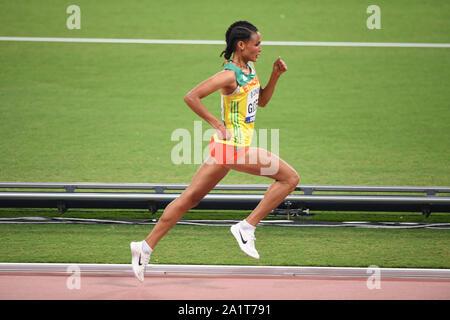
(213, 61, 261, 147)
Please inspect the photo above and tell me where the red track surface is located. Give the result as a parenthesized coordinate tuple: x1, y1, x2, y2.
(1, 273, 449, 300)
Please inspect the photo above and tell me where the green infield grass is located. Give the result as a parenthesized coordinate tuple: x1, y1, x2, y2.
(0, 224, 449, 268)
(0, 0, 448, 186)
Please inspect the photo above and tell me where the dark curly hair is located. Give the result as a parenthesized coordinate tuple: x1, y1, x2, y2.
(220, 21, 258, 60)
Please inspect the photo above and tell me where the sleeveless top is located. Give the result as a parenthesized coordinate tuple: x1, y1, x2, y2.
(212, 61, 261, 147)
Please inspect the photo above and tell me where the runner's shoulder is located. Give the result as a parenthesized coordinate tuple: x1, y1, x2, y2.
(216, 69, 237, 87)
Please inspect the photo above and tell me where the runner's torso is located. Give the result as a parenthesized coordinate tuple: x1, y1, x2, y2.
(213, 61, 261, 147)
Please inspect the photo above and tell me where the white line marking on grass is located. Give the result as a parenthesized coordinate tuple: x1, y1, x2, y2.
(0, 37, 449, 48)
(264, 41, 450, 48)
(0, 37, 224, 45)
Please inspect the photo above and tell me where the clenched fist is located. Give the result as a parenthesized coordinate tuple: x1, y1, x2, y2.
(273, 56, 288, 77)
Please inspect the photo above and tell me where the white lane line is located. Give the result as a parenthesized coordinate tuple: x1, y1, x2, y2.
(0, 36, 449, 48)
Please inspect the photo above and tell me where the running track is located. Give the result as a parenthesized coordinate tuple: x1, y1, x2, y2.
(0, 263, 449, 300)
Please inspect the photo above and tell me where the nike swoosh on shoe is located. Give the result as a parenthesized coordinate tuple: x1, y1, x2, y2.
(239, 230, 248, 244)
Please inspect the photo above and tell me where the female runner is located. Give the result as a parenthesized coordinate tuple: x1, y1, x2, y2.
(131, 21, 300, 281)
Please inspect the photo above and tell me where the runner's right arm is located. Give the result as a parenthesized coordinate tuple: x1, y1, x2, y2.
(184, 70, 236, 141)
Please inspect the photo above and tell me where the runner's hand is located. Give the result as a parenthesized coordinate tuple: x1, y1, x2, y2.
(216, 124, 232, 141)
(273, 56, 287, 76)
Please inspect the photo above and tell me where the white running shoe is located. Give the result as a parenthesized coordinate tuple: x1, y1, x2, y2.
(130, 241, 151, 282)
(230, 223, 260, 259)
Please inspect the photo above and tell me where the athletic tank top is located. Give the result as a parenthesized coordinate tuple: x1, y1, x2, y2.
(212, 61, 261, 147)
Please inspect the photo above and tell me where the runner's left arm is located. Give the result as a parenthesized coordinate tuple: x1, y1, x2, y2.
(258, 57, 287, 107)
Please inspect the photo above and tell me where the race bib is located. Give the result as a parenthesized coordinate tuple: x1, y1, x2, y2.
(245, 86, 260, 123)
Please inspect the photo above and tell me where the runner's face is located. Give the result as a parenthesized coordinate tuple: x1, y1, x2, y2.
(242, 32, 262, 62)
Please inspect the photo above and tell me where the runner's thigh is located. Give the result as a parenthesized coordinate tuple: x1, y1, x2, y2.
(224, 147, 298, 181)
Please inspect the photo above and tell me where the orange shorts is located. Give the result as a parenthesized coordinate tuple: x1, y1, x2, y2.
(209, 137, 249, 165)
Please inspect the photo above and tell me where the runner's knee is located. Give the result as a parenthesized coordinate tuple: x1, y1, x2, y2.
(182, 192, 204, 209)
(283, 170, 300, 192)
(168, 193, 200, 213)
(159, 193, 202, 223)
